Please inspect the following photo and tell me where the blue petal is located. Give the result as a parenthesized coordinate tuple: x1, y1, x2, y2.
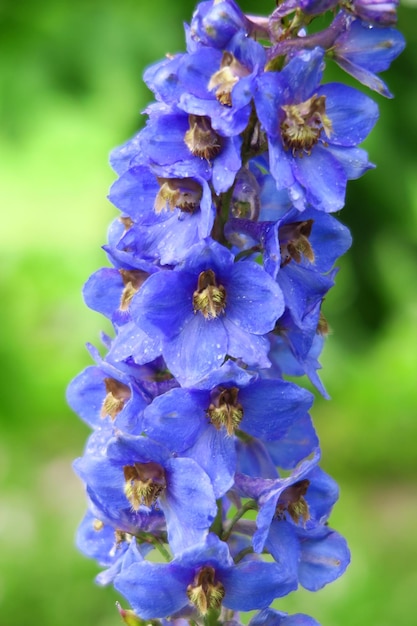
(224, 319, 272, 369)
(132, 270, 195, 340)
(265, 413, 319, 470)
(250, 608, 321, 626)
(163, 457, 217, 553)
(293, 146, 347, 213)
(336, 21, 405, 74)
(73, 455, 129, 512)
(239, 379, 314, 441)
(114, 561, 190, 619)
(83, 268, 124, 319)
(163, 313, 228, 385)
(298, 528, 350, 591)
(143, 388, 205, 452)
(281, 48, 325, 103)
(226, 261, 284, 333)
(236, 438, 279, 479)
(320, 83, 379, 146)
(67, 366, 107, 428)
(107, 320, 162, 365)
(184, 423, 236, 498)
(222, 559, 297, 611)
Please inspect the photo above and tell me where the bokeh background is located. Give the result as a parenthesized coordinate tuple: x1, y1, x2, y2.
(1, 1, 416, 625)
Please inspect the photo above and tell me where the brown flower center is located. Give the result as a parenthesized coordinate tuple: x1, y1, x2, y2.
(208, 51, 250, 106)
(154, 178, 202, 214)
(101, 378, 131, 421)
(193, 269, 226, 319)
(184, 115, 222, 160)
(281, 94, 332, 157)
(119, 269, 148, 311)
(279, 219, 315, 266)
(275, 479, 311, 525)
(123, 461, 166, 509)
(207, 386, 243, 436)
(186, 566, 225, 615)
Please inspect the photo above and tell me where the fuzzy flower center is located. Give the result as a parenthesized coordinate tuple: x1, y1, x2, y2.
(119, 269, 148, 311)
(279, 219, 315, 266)
(281, 94, 332, 156)
(207, 386, 244, 436)
(186, 566, 225, 615)
(184, 114, 223, 160)
(123, 461, 166, 509)
(101, 378, 131, 421)
(193, 269, 227, 319)
(275, 479, 311, 524)
(208, 51, 250, 106)
(154, 178, 202, 214)
(317, 310, 330, 336)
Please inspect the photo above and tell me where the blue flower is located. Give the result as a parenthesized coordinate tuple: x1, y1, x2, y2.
(108, 165, 215, 266)
(137, 105, 242, 195)
(145, 31, 266, 137)
(130, 238, 284, 385)
(76, 509, 153, 586)
(142, 360, 313, 497)
(74, 433, 217, 554)
(265, 523, 350, 591)
(254, 48, 378, 212)
(189, 0, 251, 49)
(66, 362, 149, 434)
(250, 608, 321, 626)
(114, 533, 297, 619)
(350, 0, 399, 26)
(333, 19, 406, 97)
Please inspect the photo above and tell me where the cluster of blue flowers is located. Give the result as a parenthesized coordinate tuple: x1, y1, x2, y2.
(67, 2, 404, 624)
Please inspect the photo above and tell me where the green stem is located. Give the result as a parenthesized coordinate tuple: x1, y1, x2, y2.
(222, 499, 257, 541)
(203, 607, 221, 626)
(233, 546, 254, 564)
(210, 499, 225, 537)
(136, 532, 171, 562)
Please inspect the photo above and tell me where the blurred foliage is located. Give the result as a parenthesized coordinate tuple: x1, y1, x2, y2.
(0, 1, 416, 625)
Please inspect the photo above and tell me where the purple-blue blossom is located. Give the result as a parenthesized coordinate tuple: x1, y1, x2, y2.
(67, 2, 403, 625)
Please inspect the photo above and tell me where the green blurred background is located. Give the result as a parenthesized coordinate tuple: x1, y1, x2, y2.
(0, 1, 416, 625)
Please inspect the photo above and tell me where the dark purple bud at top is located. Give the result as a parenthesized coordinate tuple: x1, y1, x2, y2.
(349, 0, 398, 26)
(190, 0, 250, 49)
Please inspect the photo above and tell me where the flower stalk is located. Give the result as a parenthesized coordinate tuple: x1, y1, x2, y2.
(67, 2, 404, 625)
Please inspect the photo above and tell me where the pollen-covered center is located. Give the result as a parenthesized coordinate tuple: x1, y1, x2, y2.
(193, 269, 226, 319)
(101, 378, 131, 421)
(317, 310, 329, 336)
(279, 219, 315, 266)
(208, 51, 250, 106)
(184, 115, 222, 160)
(275, 479, 311, 525)
(154, 177, 202, 214)
(207, 386, 243, 436)
(281, 94, 332, 157)
(119, 269, 148, 311)
(186, 566, 225, 615)
(123, 461, 166, 509)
